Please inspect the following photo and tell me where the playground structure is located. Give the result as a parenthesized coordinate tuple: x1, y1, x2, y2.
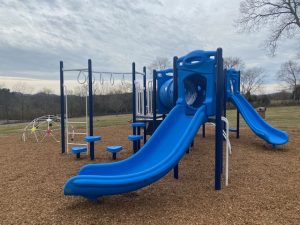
(61, 48, 288, 202)
(60, 61, 147, 158)
(22, 115, 63, 143)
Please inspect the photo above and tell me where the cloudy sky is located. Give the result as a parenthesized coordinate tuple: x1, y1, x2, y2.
(0, 0, 299, 93)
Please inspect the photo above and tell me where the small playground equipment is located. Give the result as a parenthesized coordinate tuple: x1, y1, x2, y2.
(22, 115, 63, 143)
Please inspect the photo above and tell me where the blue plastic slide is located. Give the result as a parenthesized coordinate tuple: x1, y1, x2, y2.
(229, 93, 288, 145)
(64, 104, 207, 201)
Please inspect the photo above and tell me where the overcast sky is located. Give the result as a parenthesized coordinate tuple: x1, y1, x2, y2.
(0, 0, 299, 93)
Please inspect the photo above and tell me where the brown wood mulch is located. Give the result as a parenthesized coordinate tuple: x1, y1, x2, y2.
(0, 125, 299, 225)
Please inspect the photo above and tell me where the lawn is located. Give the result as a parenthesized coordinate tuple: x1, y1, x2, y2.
(0, 105, 299, 137)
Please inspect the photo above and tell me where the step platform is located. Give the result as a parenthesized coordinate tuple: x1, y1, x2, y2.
(131, 122, 146, 127)
(106, 146, 123, 160)
(71, 146, 87, 159)
(85, 136, 101, 142)
(128, 134, 143, 141)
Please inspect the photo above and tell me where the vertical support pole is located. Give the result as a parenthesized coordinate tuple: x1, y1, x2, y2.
(202, 124, 206, 138)
(236, 71, 240, 139)
(173, 56, 178, 105)
(223, 69, 227, 132)
(215, 48, 224, 190)
(152, 70, 157, 131)
(132, 63, 137, 152)
(143, 66, 147, 144)
(173, 56, 179, 179)
(88, 59, 94, 160)
(132, 62, 136, 124)
(60, 61, 65, 154)
(174, 164, 179, 179)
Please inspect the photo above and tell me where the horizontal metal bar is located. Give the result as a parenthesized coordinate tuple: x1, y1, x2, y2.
(63, 68, 88, 72)
(71, 132, 87, 135)
(67, 143, 87, 146)
(67, 121, 86, 124)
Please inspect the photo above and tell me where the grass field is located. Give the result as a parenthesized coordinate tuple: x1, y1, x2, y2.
(0, 105, 299, 137)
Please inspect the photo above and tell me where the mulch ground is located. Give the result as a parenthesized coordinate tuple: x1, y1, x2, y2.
(0, 125, 299, 225)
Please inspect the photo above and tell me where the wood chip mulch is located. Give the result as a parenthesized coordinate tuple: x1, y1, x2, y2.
(0, 125, 299, 225)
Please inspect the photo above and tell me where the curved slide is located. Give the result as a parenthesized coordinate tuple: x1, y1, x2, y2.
(229, 93, 288, 145)
(64, 104, 208, 201)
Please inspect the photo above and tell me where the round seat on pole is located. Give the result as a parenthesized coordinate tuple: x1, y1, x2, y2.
(106, 146, 123, 160)
(71, 146, 87, 159)
(131, 122, 146, 128)
(128, 134, 143, 141)
(85, 136, 101, 142)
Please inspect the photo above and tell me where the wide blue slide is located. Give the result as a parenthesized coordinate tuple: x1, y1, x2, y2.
(64, 104, 207, 201)
(226, 69, 288, 145)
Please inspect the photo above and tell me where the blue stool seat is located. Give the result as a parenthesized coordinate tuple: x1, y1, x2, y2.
(106, 146, 123, 153)
(131, 122, 146, 127)
(72, 146, 87, 154)
(128, 134, 143, 141)
(85, 135, 101, 142)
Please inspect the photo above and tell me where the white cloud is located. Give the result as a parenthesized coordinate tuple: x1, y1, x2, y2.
(0, 0, 298, 93)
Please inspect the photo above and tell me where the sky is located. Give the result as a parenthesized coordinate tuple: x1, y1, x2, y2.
(0, 0, 299, 94)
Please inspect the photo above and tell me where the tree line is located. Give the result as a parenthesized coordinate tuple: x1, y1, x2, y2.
(0, 87, 132, 123)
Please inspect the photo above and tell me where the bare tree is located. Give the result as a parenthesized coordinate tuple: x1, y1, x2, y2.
(40, 87, 54, 95)
(277, 60, 300, 99)
(241, 67, 265, 96)
(12, 82, 33, 121)
(148, 56, 171, 72)
(224, 57, 246, 70)
(237, 0, 300, 55)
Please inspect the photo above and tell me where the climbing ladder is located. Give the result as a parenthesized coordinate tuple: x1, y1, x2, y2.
(64, 80, 89, 154)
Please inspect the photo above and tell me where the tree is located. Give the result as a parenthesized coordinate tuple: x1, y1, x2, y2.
(277, 60, 300, 99)
(0, 88, 11, 122)
(237, 0, 300, 55)
(293, 84, 300, 100)
(12, 82, 33, 121)
(224, 57, 246, 70)
(241, 67, 265, 97)
(148, 56, 171, 72)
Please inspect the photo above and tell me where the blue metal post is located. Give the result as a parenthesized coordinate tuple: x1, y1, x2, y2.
(174, 164, 179, 179)
(88, 59, 94, 160)
(132, 63, 137, 152)
(237, 71, 240, 139)
(173, 56, 178, 104)
(215, 48, 223, 190)
(173, 56, 179, 179)
(223, 69, 227, 132)
(152, 70, 157, 131)
(143, 66, 147, 144)
(60, 61, 65, 154)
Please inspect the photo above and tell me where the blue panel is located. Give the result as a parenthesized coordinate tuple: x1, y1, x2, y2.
(157, 68, 174, 114)
(177, 50, 217, 116)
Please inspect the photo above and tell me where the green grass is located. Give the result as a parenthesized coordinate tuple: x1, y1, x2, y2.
(0, 122, 27, 136)
(1, 106, 299, 137)
(225, 105, 300, 130)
